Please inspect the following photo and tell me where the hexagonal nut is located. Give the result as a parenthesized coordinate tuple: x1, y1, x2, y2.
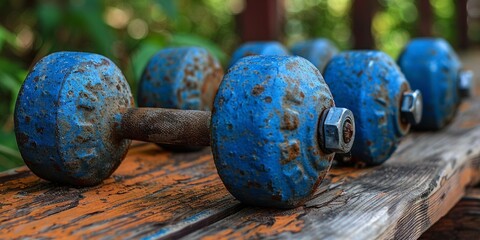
(459, 70, 473, 99)
(321, 107, 355, 153)
(401, 90, 423, 125)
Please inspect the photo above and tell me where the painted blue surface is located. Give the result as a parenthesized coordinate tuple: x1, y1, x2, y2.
(15, 52, 133, 186)
(228, 41, 289, 69)
(323, 51, 411, 166)
(290, 38, 339, 73)
(138, 47, 222, 111)
(137, 47, 223, 151)
(212, 55, 335, 208)
(398, 38, 461, 130)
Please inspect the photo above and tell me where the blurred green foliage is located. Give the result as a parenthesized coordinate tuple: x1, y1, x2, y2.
(0, 0, 462, 171)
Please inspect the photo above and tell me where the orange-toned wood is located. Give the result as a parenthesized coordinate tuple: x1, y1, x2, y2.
(420, 188, 480, 239)
(0, 146, 240, 239)
(1, 55, 480, 239)
(185, 97, 480, 239)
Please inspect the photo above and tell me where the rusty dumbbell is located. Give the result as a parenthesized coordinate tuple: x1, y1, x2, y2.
(137, 47, 223, 151)
(323, 51, 422, 166)
(230, 41, 422, 166)
(229, 39, 338, 73)
(398, 38, 473, 130)
(15, 52, 355, 208)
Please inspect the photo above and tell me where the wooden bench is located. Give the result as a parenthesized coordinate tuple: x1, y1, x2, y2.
(2, 55, 480, 239)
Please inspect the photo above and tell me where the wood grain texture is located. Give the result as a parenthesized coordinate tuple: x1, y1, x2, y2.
(185, 98, 480, 240)
(420, 188, 480, 239)
(0, 145, 240, 239)
(1, 51, 480, 239)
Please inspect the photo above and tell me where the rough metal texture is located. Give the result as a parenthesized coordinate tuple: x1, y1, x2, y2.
(401, 90, 423, 125)
(398, 38, 463, 130)
(120, 108, 211, 146)
(212, 55, 336, 208)
(290, 38, 339, 73)
(138, 47, 223, 111)
(228, 41, 289, 68)
(14, 52, 133, 186)
(323, 51, 412, 166)
(321, 107, 355, 153)
(137, 47, 223, 151)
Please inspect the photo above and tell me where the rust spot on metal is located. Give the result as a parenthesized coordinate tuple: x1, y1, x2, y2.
(343, 120, 354, 144)
(16, 132, 29, 144)
(36, 127, 44, 134)
(25, 116, 31, 124)
(247, 181, 262, 188)
(265, 97, 272, 103)
(280, 141, 300, 164)
(252, 85, 265, 96)
(356, 70, 363, 77)
(272, 195, 282, 201)
(281, 112, 299, 130)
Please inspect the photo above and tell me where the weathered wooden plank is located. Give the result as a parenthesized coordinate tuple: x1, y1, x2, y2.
(184, 98, 480, 239)
(0, 145, 240, 239)
(2, 53, 480, 239)
(420, 188, 480, 239)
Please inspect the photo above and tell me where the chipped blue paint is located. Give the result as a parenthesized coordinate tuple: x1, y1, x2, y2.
(14, 52, 133, 186)
(398, 38, 461, 130)
(212, 55, 335, 208)
(290, 38, 339, 73)
(323, 51, 412, 166)
(137, 47, 223, 152)
(228, 41, 289, 68)
(138, 47, 223, 111)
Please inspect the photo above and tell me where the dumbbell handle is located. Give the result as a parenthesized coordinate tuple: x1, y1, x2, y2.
(120, 108, 211, 146)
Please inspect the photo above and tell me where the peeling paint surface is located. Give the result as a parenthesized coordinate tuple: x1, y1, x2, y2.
(137, 47, 223, 151)
(14, 52, 133, 186)
(323, 51, 411, 166)
(212, 55, 335, 208)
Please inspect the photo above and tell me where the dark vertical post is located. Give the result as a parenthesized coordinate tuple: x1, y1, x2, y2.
(457, 0, 469, 49)
(352, 0, 376, 49)
(417, 0, 433, 37)
(238, 0, 285, 42)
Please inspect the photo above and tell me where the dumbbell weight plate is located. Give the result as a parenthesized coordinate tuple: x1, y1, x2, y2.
(324, 51, 412, 166)
(290, 38, 339, 73)
(212, 55, 335, 208)
(138, 47, 223, 152)
(15, 52, 133, 186)
(228, 41, 289, 68)
(398, 38, 461, 130)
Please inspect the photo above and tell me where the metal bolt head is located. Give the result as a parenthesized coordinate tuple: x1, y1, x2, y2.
(320, 107, 355, 154)
(401, 90, 423, 125)
(458, 70, 473, 99)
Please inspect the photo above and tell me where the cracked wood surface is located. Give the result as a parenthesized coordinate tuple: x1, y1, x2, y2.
(0, 145, 241, 239)
(183, 98, 480, 240)
(1, 54, 480, 239)
(1, 96, 479, 239)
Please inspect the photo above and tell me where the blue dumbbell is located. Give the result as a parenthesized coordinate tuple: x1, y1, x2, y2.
(228, 41, 289, 68)
(15, 52, 355, 208)
(138, 47, 223, 151)
(398, 38, 473, 130)
(290, 38, 339, 73)
(323, 51, 422, 166)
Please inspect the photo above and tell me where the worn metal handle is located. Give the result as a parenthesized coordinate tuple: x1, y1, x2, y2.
(120, 108, 211, 146)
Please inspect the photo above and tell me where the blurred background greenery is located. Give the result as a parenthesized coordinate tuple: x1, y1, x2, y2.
(0, 0, 474, 171)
